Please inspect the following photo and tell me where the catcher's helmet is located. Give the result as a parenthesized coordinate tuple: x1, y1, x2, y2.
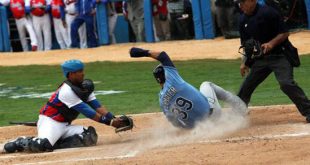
(153, 64, 165, 84)
(61, 59, 84, 78)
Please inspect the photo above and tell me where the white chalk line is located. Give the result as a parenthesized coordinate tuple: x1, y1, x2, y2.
(12, 151, 138, 165)
(199, 132, 310, 144)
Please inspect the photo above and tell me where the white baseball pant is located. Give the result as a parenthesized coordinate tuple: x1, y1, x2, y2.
(15, 16, 38, 51)
(200, 81, 248, 117)
(37, 115, 84, 146)
(32, 14, 52, 51)
(53, 18, 70, 49)
(66, 14, 87, 48)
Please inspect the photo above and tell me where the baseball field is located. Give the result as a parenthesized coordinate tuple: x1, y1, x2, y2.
(0, 30, 310, 164)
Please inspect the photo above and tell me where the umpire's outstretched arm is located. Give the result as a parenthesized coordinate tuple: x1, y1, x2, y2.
(130, 47, 175, 67)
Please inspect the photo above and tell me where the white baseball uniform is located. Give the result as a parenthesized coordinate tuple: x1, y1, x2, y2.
(3, 0, 38, 51)
(65, 0, 87, 48)
(38, 83, 96, 145)
(51, 0, 70, 49)
(107, 2, 117, 44)
(28, 0, 52, 51)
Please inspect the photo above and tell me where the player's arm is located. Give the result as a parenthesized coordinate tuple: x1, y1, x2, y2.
(72, 101, 115, 125)
(129, 47, 175, 67)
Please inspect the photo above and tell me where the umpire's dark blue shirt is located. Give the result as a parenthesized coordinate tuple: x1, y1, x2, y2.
(239, 4, 288, 52)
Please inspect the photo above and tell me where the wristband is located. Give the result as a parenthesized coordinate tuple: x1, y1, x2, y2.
(99, 112, 115, 125)
(130, 47, 150, 57)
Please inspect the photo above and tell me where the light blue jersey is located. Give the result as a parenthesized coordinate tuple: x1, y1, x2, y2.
(159, 66, 211, 129)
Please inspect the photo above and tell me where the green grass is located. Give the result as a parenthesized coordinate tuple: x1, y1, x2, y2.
(0, 55, 310, 126)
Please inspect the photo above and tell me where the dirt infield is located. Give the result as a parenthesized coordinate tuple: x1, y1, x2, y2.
(1, 105, 310, 164)
(0, 31, 310, 164)
(0, 30, 309, 66)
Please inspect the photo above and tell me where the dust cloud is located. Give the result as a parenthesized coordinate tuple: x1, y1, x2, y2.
(128, 108, 249, 155)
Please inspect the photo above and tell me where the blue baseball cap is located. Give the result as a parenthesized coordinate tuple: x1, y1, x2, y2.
(61, 59, 84, 77)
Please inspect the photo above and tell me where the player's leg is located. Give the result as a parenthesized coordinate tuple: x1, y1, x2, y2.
(25, 16, 38, 51)
(3, 136, 53, 153)
(32, 16, 44, 51)
(272, 56, 310, 117)
(237, 61, 272, 105)
(207, 82, 248, 115)
(66, 14, 74, 46)
(53, 125, 98, 149)
(70, 17, 84, 48)
(53, 18, 66, 49)
(79, 23, 87, 48)
(108, 14, 117, 44)
(84, 15, 97, 48)
(199, 81, 222, 119)
(15, 18, 29, 51)
(42, 14, 52, 50)
(3, 115, 64, 153)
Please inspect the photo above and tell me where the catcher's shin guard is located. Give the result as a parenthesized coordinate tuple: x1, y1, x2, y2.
(54, 126, 98, 149)
(4, 137, 52, 153)
(4, 137, 32, 153)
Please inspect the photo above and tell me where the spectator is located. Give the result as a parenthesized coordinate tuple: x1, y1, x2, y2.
(71, 0, 98, 48)
(2, 0, 38, 51)
(167, 0, 190, 40)
(107, 2, 117, 44)
(29, 0, 52, 51)
(214, 0, 240, 39)
(65, 0, 87, 48)
(51, 0, 70, 49)
(152, 0, 171, 41)
(123, 0, 144, 42)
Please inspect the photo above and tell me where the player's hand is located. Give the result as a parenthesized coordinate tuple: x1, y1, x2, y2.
(240, 63, 249, 77)
(129, 47, 150, 58)
(110, 115, 134, 133)
(261, 42, 274, 54)
(62, 20, 67, 28)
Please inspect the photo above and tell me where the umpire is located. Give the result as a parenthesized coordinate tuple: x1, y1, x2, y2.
(236, 0, 310, 122)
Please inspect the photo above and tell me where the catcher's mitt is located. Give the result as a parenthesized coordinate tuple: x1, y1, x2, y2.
(239, 39, 263, 67)
(111, 115, 134, 133)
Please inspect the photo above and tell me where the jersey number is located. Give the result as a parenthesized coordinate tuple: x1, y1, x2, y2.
(172, 97, 193, 120)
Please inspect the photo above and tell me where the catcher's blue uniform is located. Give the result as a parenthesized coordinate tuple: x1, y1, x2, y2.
(159, 65, 211, 129)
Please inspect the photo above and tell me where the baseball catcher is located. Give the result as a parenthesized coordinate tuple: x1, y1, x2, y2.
(3, 59, 133, 153)
(130, 47, 247, 129)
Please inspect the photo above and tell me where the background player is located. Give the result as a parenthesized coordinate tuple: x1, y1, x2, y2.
(4, 59, 133, 153)
(65, 0, 87, 48)
(51, 0, 70, 49)
(29, 0, 52, 51)
(130, 47, 247, 129)
(2, 0, 38, 51)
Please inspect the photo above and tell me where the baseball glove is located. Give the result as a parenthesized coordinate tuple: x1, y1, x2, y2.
(111, 115, 134, 133)
(238, 39, 263, 67)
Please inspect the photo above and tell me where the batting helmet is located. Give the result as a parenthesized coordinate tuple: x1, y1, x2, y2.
(61, 59, 84, 78)
(153, 64, 165, 84)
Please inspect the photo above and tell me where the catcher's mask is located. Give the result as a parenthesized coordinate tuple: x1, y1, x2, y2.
(238, 39, 263, 59)
(153, 64, 165, 84)
(82, 79, 94, 93)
